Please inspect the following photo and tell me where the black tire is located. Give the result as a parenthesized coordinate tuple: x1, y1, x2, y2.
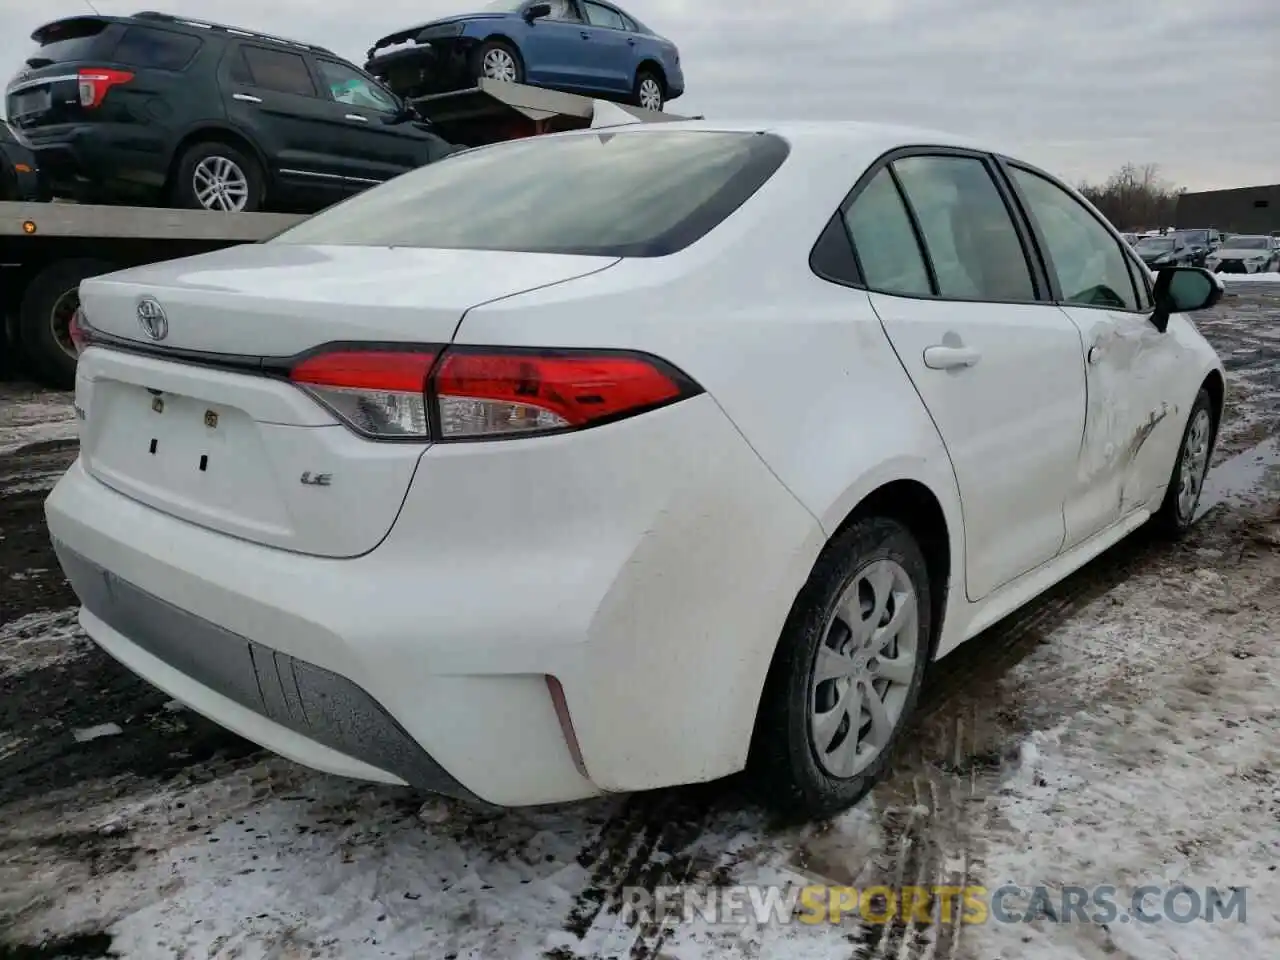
(749, 516, 932, 821)
(172, 140, 264, 213)
(633, 68, 664, 111)
(470, 40, 525, 85)
(1151, 387, 1216, 537)
(17, 258, 117, 391)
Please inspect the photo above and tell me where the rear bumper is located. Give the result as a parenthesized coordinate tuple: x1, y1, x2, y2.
(46, 395, 824, 806)
(24, 123, 169, 201)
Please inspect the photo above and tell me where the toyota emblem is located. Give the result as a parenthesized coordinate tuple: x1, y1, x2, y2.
(136, 297, 168, 341)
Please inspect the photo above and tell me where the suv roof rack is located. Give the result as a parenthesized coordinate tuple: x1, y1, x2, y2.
(131, 10, 336, 56)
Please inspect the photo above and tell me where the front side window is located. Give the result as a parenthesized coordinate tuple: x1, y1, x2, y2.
(270, 130, 790, 257)
(582, 1, 628, 29)
(842, 168, 932, 297)
(892, 155, 1036, 302)
(1009, 166, 1139, 311)
(240, 47, 317, 97)
(316, 60, 397, 113)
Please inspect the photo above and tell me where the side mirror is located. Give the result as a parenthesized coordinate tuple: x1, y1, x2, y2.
(1150, 266, 1223, 333)
(525, 2, 552, 21)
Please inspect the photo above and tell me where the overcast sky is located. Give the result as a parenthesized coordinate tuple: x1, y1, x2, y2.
(3, 0, 1277, 191)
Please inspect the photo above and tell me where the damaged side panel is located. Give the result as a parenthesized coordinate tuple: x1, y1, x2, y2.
(1061, 309, 1189, 549)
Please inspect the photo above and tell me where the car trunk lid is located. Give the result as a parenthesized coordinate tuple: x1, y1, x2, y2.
(75, 243, 619, 557)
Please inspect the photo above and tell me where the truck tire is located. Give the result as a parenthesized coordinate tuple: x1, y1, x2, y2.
(18, 258, 117, 391)
(173, 141, 265, 213)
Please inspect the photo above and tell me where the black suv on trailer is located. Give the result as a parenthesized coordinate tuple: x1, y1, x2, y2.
(4, 11, 455, 212)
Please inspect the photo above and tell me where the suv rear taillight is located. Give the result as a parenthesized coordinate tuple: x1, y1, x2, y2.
(286, 344, 701, 442)
(77, 68, 134, 108)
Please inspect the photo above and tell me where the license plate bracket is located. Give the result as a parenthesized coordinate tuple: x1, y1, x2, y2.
(12, 88, 51, 117)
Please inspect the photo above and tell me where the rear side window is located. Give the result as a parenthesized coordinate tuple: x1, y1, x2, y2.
(239, 47, 318, 96)
(893, 154, 1037, 302)
(270, 130, 791, 257)
(843, 168, 932, 297)
(110, 26, 201, 71)
(25, 18, 109, 67)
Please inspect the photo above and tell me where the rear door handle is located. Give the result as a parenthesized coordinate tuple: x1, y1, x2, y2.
(345, 113, 369, 122)
(233, 93, 262, 103)
(923, 345, 981, 369)
(581, 30, 591, 38)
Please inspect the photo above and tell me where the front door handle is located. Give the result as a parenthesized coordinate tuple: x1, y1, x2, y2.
(1087, 344, 1104, 364)
(581, 30, 591, 38)
(345, 113, 369, 122)
(233, 93, 262, 103)
(923, 345, 981, 370)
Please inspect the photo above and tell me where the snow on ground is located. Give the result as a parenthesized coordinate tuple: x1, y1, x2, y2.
(1222, 272, 1280, 284)
(0, 608, 90, 677)
(0, 387, 76, 456)
(968, 515, 1280, 959)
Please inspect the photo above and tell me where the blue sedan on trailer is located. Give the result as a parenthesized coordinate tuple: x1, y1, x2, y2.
(365, 0, 683, 110)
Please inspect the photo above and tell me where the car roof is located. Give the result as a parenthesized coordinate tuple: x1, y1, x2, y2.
(562, 117, 991, 158)
(30, 11, 336, 58)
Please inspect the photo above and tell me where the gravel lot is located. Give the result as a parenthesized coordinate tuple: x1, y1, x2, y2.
(1, 287, 1277, 959)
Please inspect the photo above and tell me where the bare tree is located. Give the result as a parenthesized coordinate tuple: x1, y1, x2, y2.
(1077, 163, 1185, 231)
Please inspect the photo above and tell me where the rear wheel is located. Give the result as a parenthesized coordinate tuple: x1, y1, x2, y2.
(17, 258, 117, 390)
(633, 69, 664, 110)
(749, 516, 932, 820)
(173, 141, 264, 213)
(471, 40, 524, 84)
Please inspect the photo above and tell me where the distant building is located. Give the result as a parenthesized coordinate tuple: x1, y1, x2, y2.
(1175, 183, 1280, 234)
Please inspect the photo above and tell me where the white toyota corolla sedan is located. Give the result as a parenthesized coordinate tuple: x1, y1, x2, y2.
(47, 120, 1226, 819)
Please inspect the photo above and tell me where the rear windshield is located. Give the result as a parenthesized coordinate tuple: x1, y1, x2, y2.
(26, 18, 109, 67)
(270, 130, 791, 257)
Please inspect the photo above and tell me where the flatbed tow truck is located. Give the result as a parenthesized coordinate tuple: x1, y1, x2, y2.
(1, 79, 684, 389)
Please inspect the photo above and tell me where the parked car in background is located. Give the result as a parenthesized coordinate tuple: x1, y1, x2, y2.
(50, 121, 1225, 820)
(5, 11, 455, 213)
(1133, 234, 1198, 269)
(1172, 228, 1217, 265)
(0, 120, 45, 201)
(366, 0, 683, 110)
(1206, 235, 1279, 273)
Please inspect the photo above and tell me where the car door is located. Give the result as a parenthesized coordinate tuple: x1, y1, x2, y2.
(1001, 161, 1185, 549)
(220, 43, 347, 203)
(311, 58, 436, 185)
(845, 151, 1087, 602)
(577, 0, 636, 92)
(520, 0, 594, 89)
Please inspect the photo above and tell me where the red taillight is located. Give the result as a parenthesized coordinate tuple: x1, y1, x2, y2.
(77, 68, 134, 109)
(433, 348, 689, 439)
(68, 307, 90, 356)
(289, 348, 438, 440)
(285, 345, 700, 442)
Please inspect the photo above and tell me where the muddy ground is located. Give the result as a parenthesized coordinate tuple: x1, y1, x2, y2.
(0, 288, 1277, 959)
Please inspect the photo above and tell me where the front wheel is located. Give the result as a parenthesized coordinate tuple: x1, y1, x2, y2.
(633, 70, 664, 111)
(1152, 387, 1216, 536)
(749, 516, 932, 821)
